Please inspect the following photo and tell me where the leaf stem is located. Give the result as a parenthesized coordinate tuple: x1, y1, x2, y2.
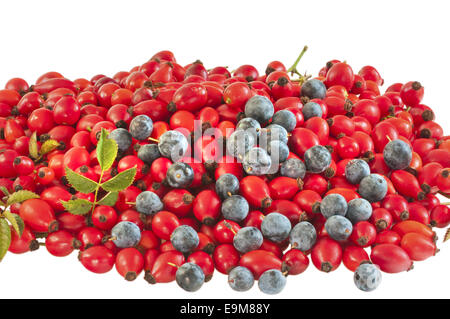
(286, 46, 308, 76)
(91, 170, 105, 214)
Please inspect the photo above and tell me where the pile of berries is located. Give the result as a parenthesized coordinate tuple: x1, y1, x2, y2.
(1, 47, 449, 294)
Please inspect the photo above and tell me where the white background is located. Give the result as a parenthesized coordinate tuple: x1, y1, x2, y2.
(0, 0, 449, 299)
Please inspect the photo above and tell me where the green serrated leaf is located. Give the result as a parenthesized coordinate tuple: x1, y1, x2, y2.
(65, 167, 98, 194)
(3, 211, 23, 237)
(6, 190, 40, 206)
(61, 199, 93, 215)
(39, 139, 60, 156)
(0, 186, 10, 196)
(97, 129, 118, 172)
(97, 192, 119, 206)
(12, 214, 25, 236)
(0, 219, 11, 262)
(101, 167, 137, 192)
(29, 132, 39, 159)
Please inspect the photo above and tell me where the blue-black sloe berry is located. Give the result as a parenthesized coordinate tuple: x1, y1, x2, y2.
(176, 262, 205, 292)
(165, 162, 194, 188)
(301, 79, 327, 100)
(320, 193, 348, 219)
(325, 215, 353, 241)
(383, 139, 412, 170)
(109, 128, 132, 152)
(354, 263, 382, 292)
(136, 191, 163, 215)
(258, 269, 286, 295)
(304, 145, 331, 173)
(358, 174, 388, 203)
(289, 221, 317, 252)
(271, 110, 297, 132)
(244, 95, 274, 124)
(221, 195, 249, 222)
(171, 225, 199, 253)
(228, 266, 254, 292)
(261, 212, 292, 243)
(345, 159, 370, 185)
(129, 115, 153, 140)
(233, 226, 263, 253)
(280, 158, 306, 179)
(346, 198, 373, 224)
(215, 173, 240, 200)
(111, 221, 141, 248)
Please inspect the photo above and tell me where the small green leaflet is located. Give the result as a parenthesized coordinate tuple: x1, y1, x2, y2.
(39, 139, 60, 156)
(65, 167, 98, 194)
(62, 199, 93, 215)
(97, 129, 118, 172)
(3, 211, 24, 237)
(13, 214, 25, 236)
(0, 186, 10, 196)
(0, 219, 11, 262)
(101, 167, 137, 192)
(28, 132, 39, 159)
(6, 190, 40, 206)
(97, 192, 119, 206)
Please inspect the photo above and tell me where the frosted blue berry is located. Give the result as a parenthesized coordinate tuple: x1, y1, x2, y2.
(228, 266, 254, 292)
(244, 95, 274, 124)
(176, 262, 205, 292)
(261, 212, 291, 243)
(347, 198, 373, 224)
(227, 129, 256, 160)
(137, 143, 161, 165)
(136, 191, 163, 216)
(165, 162, 194, 188)
(358, 174, 388, 203)
(266, 140, 289, 163)
(243, 147, 272, 175)
(221, 195, 249, 222)
(236, 118, 261, 136)
(171, 225, 199, 253)
(354, 263, 382, 292)
(215, 173, 239, 200)
(233, 226, 263, 253)
(345, 159, 370, 185)
(259, 124, 288, 146)
(320, 193, 348, 219)
(302, 102, 323, 120)
(383, 139, 412, 170)
(109, 128, 132, 152)
(111, 221, 141, 248)
(272, 110, 297, 132)
(325, 215, 353, 241)
(289, 221, 317, 252)
(301, 79, 326, 100)
(304, 145, 331, 173)
(129, 115, 153, 140)
(258, 269, 286, 295)
(158, 130, 188, 161)
(280, 158, 306, 179)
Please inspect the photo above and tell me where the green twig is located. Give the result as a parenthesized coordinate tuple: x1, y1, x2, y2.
(287, 46, 308, 76)
(91, 170, 104, 214)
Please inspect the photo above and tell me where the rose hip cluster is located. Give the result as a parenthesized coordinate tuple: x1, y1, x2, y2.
(1, 49, 449, 294)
